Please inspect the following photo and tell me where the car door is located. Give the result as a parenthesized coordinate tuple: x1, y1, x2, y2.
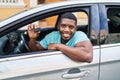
(99, 3, 120, 80)
(0, 2, 100, 80)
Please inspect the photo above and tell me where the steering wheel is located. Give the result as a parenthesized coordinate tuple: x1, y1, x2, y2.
(20, 33, 30, 52)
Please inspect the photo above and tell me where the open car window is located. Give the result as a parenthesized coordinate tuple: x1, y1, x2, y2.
(0, 11, 89, 56)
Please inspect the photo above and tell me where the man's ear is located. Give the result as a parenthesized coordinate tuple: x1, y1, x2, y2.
(57, 25, 60, 30)
(75, 26, 78, 31)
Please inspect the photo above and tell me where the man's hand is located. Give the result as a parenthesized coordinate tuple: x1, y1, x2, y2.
(48, 43, 60, 50)
(28, 24, 40, 39)
(28, 24, 43, 52)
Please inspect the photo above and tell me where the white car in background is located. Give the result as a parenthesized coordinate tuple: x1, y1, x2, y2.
(0, 0, 120, 80)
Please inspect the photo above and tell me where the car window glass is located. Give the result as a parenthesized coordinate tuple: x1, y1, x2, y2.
(107, 7, 120, 44)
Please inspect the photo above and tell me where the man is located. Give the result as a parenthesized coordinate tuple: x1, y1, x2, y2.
(28, 12, 93, 62)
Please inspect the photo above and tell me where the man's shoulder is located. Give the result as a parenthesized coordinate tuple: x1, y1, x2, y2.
(76, 31, 86, 35)
(47, 31, 60, 36)
(75, 31, 88, 38)
(50, 31, 59, 34)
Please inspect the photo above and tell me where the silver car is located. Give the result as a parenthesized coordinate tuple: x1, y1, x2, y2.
(0, 0, 120, 80)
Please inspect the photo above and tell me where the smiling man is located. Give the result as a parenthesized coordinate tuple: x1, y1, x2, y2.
(28, 12, 93, 62)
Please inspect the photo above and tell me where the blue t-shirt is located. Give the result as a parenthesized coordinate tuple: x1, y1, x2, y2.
(40, 31, 89, 49)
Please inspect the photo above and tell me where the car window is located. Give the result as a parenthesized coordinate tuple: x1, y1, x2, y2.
(0, 11, 89, 56)
(19, 11, 88, 41)
(107, 7, 120, 44)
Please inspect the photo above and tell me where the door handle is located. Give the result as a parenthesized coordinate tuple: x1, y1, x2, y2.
(62, 68, 90, 79)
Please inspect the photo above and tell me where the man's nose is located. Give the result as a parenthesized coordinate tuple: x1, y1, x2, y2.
(64, 26, 70, 31)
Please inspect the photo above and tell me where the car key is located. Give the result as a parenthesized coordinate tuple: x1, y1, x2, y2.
(34, 28, 41, 32)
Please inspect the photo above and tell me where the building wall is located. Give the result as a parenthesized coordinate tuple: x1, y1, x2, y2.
(0, 0, 30, 21)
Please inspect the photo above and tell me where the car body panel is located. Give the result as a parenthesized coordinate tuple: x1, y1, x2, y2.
(0, 46, 99, 80)
(100, 44, 120, 80)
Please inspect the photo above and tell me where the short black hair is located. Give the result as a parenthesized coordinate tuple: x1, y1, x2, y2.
(59, 12, 77, 25)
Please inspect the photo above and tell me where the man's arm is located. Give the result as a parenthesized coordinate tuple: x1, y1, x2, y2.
(29, 38, 44, 51)
(48, 41, 93, 63)
(28, 24, 44, 51)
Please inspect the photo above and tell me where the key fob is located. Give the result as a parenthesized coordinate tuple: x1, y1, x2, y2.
(34, 28, 41, 32)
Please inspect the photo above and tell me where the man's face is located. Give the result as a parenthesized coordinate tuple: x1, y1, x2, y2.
(58, 18, 77, 41)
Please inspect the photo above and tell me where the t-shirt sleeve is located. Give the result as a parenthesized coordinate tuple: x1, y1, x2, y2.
(39, 31, 59, 49)
(74, 31, 89, 44)
(39, 33, 52, 49)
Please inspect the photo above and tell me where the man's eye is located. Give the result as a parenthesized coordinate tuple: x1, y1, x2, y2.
(61, 24, 66, 28)
(69, 26, 74, 29)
